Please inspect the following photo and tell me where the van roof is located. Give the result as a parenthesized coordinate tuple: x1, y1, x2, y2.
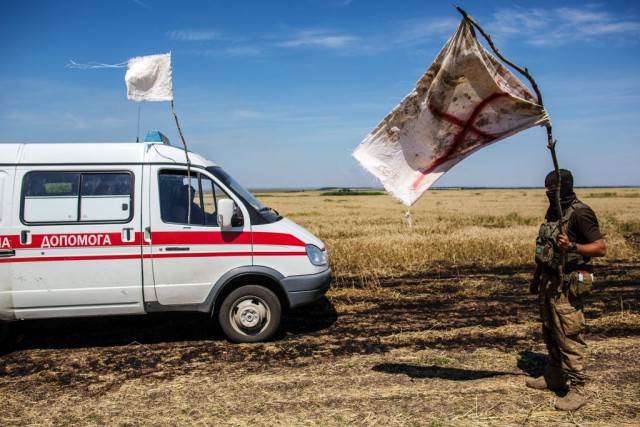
(0, 142, 216, 168)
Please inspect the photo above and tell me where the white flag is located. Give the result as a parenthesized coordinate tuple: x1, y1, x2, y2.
(353, 19, 550, 206)
(125, 53, 173, 101)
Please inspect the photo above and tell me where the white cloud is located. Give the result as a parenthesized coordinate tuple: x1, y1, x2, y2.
(2, 109, 131, 134)
(132, 0, 151, 10)
(179, 45, 266, 58)
(276, 29, 358, 49)
(168, 19, 450, 57)
(229, 110, 267, 120)
(490, 4, 640, 46)
(167, 4, 639, 59)
(167, 30, 223, 41)
(224, 45, 265, 56)
(393, 18, 459, 46)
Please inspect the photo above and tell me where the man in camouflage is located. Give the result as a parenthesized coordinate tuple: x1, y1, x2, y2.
(528, 169, 606, 411)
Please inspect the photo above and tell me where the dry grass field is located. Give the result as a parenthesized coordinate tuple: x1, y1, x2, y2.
(1, 187, 639, 426)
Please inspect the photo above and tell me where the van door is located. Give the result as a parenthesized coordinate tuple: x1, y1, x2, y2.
(8, 167, 145, 319)
(0, 167, 16, 320)
(146, 167, 251, 306)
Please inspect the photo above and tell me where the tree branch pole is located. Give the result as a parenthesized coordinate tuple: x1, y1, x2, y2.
(453, 4, 566, 279)
(172, 100, 192, 224)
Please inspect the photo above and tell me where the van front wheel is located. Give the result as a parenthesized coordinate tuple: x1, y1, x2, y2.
(219, 285, 281, 343)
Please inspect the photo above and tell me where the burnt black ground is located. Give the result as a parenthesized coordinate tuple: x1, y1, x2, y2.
(0, 261, 637, 397)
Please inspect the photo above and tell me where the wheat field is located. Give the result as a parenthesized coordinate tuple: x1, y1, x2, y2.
(260, 187, 639, 286)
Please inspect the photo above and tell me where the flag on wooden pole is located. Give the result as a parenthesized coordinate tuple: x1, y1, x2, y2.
(125, 52, 173, 102)
(353, 19, 550, 206)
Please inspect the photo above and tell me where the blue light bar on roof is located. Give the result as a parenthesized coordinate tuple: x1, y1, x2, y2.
(145, 130, 171, 145)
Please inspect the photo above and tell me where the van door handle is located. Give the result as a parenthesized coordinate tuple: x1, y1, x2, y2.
(0, 249, 16, 258)
(21, 230, 32, 245)
(122, 227, 135, 243)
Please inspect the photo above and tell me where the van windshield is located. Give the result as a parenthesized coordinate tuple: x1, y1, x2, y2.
(207, 166, 282, 223)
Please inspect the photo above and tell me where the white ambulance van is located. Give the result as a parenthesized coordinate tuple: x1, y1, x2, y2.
(0, 132, 331, 343)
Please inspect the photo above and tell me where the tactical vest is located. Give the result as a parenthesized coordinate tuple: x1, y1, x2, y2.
(535, 199, 592, 278)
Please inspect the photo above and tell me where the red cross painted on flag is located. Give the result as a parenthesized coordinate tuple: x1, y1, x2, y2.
(412, 92, 509, 189)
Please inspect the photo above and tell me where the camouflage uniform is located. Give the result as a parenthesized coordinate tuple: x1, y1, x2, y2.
(535, 200, 596, 386)
(538, 271, 588, 385)
(528, 169, 605, 411)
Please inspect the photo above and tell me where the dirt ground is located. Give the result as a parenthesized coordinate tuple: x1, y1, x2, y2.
(0, 260, 638, 426)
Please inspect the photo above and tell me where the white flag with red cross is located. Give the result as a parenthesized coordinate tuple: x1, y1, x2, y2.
(353, 19, 550, 206)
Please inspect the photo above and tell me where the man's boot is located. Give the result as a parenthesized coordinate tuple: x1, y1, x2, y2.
(555, 377, 587, 411)
(525, 366, 567, 392)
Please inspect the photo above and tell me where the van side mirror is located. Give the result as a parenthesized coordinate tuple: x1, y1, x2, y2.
(217, 199, 235, 230)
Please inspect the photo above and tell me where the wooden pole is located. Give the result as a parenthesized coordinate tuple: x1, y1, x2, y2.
(453, 4, 565, 279)
(172, 100, 192, 224)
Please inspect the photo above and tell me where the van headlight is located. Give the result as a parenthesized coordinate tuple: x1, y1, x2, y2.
(306, 244, 328, 266)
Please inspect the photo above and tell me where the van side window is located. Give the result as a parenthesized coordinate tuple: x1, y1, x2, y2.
(159, 170, 232, 226)
(22, 171, 133, 224)
(80, 173, 133, 221)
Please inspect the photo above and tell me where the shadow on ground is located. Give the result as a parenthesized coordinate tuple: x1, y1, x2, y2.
(1, 296, 338, 353)
(0, 261, 636, 394)
(517, 350, 547, 378)
(372, 363, 516, 381)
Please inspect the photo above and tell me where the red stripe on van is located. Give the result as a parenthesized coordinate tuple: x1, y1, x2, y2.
(146, 251, 254, 259)
(3, 254, 142, 263)
(0, 250, 306, 263)
(253, 251, 306, 256)
(9, 232, 141, 249)
(0, 235, 20, 248)
(150, 231, 251, 245)
(150, 231, 306, 247)
(252, 232, 306, 247)
(146, 251, 306, 259)
(1, 230, 308, 252)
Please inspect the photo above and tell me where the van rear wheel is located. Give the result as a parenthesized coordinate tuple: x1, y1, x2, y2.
(219, 285, 281, 343)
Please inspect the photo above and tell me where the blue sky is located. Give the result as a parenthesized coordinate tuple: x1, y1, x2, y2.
(1, 0, 639, 189)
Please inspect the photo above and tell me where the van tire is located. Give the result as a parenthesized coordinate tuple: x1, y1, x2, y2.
(219, 285, 281, 343)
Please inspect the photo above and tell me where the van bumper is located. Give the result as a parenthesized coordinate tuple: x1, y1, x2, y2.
(281, 268, 331, 308)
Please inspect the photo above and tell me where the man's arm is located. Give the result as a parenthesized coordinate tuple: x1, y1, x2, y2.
(530, 263, 543, 294)
(556, 234, 607, 257)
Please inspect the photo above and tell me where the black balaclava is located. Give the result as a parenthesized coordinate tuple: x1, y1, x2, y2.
(545, 169, 577, 221)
